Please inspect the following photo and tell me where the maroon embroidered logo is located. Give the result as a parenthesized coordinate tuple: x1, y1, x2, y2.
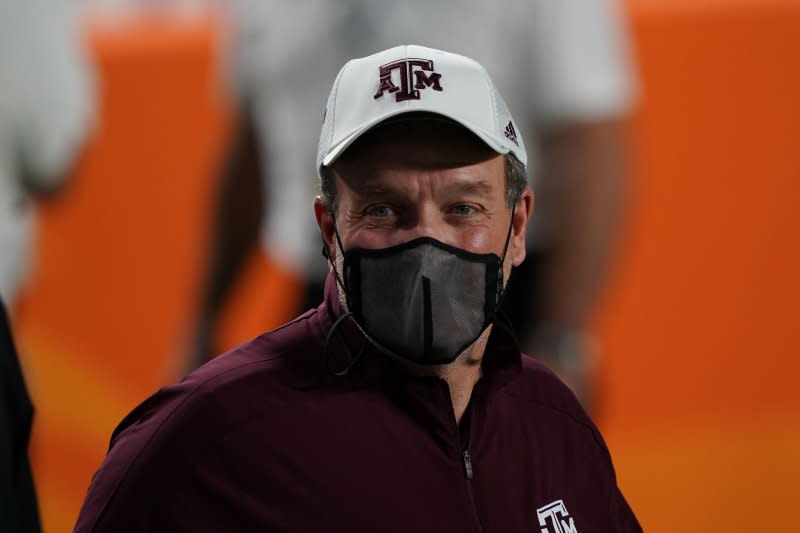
(374, 59, 443, 102)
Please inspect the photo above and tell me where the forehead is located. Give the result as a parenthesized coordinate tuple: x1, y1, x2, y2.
(331, 119, 504, 187)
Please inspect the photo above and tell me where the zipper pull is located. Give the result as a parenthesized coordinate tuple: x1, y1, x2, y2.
(462, 450, 474, 480)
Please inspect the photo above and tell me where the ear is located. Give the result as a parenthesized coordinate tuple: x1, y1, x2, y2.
(314, 195, 337, 262)
(508, 186, 534, 267)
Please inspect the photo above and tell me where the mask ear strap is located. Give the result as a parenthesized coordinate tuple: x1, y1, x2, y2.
(495, 202, 517, 309)
(500, 202, 517, 264)
(321, 210, 348, 294)
(323, 311, 366, 377)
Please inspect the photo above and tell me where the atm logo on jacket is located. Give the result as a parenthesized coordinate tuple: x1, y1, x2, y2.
(537, 499, 578, 533)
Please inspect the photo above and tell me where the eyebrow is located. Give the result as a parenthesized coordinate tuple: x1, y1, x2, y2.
(441, 179, 493, 197)
(350, 176, 495, 199)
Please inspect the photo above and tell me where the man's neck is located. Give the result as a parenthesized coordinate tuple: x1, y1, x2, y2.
(438, 356, 482, 425)
(401, 327, 492, 424)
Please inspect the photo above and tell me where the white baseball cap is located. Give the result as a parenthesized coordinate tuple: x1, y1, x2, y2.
(317, 44, 527, 175)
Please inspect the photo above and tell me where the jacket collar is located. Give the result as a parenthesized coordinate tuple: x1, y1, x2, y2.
(314, 271, 524, 453)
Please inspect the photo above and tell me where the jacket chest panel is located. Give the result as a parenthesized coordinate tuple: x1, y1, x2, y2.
(208, 392, 483, 531)
(199, 388, 612, 531)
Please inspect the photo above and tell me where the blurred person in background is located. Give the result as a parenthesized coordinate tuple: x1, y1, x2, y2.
(0, 298, 40, 532)
(193, 0, 635, 410)
(0, 0, 93, 530)
(0, 0, 95, 312)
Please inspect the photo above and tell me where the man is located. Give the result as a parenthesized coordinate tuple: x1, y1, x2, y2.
(193, 0, 635, 410)
(76, 46, 640, 531)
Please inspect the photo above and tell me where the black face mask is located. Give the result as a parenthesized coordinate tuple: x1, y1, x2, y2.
(327, 207, 515, 367)
(342, 237, 505, 365)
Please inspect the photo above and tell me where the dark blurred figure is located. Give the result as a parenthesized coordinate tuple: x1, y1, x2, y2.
(0, 1, 92, 527)
(192, 0, 636, 411)
(0, 298, 40, 532)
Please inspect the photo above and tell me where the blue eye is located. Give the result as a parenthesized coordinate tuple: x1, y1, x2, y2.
(367, 205, 394, 217)
(450, 204, 475, 215)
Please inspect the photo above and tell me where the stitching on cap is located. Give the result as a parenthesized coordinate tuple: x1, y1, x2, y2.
(472, 58, 499, 133)
(329, 62, 348, 144)
(319, 60, 351, 170)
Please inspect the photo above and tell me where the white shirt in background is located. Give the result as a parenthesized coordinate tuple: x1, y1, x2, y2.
(229, 0, 636, 278)
(0, 0, 95, 306)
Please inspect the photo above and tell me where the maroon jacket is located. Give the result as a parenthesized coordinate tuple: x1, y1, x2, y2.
(75, 276, 641, 532)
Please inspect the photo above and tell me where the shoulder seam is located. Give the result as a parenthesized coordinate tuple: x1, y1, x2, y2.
(507, 386, 610, 453)
(266, 307, 320, 335)
(92, 356, 279, 530)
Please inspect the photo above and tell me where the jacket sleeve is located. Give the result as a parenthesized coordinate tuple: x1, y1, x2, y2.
(588, 422, 643, 532)
(609, 484, 643, 532)
(73, 380, 226, 532)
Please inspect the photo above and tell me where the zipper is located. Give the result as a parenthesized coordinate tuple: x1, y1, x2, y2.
(442, 380, 483, 532)
(462, 447, 483, 533)
(462, 450, 474, 480)
(459, 411, 482, 532)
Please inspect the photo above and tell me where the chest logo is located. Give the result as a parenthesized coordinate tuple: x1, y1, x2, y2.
(537, 499, 578, 533)
(374, 59, 443, 102)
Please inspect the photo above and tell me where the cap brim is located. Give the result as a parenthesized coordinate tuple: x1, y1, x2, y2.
(320, 109, 516, 168)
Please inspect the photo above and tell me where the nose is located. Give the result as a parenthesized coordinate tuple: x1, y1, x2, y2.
(399, 202, 450, 244)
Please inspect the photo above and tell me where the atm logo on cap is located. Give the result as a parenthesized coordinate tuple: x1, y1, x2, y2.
(374, 59, 443, 102)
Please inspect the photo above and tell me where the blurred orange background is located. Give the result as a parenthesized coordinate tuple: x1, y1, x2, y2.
(11, 1, 800, 531)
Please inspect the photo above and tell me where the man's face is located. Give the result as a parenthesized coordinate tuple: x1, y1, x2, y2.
(315, 120, 533, 290)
